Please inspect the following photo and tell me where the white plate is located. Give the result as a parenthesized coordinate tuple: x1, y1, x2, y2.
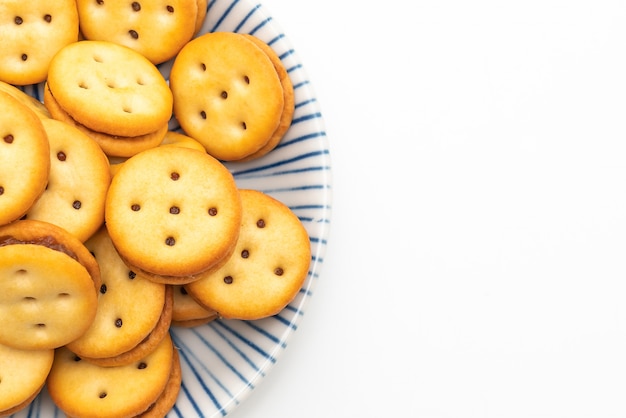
(14, 0, 331, 416)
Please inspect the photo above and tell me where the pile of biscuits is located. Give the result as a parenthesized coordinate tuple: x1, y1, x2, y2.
(0, 2, 310, 417)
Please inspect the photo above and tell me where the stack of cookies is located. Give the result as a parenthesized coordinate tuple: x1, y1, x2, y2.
(0, 2, 309, 417)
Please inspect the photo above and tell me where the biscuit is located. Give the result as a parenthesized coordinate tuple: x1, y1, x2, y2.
(186, 189, 311, 320)
(76, 0, 198, 64)
(0, 0, 79, 85)
(67, 225, 173, 367)
(47, 333, 180, 418)
(171, 284, 218, 328)
(105, 146, 242, 284)
(0, 343, 54, 417)
(0, 91, 50, 226)
(25, 119, 111, 242)
(43, 82, 168, 158)
(170, 32, 286, 161)
(46, 40, 173, 138)
(0, 219, 101, 350)
(0, 81, 51, 120)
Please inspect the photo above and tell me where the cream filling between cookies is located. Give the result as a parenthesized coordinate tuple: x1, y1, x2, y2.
(0, 235, 79, 261)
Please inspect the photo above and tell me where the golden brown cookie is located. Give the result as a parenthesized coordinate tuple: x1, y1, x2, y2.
(186, 189, 311, 320)
(0, 91, 50, 226)
(170, 32, 286, 161)
(67, 225, 173, 367)
(105, 146, 242, 284)
(46, 40, 173, 138)
(47, 333, 179, 418)
(76, 0, 198, 64)
(43, 82, 168, 158)
(0, 343, 54, 417)
(0, 219, 101, 350)
(25, 119, 111, 242)
(0, 0, 79, 85)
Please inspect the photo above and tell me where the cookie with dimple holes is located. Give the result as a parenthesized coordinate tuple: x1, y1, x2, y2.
(0, 91, 50, 227)
(25, 119, 111, 242)
(186, 189, 311, 320)
(0, 219, 101, 351)
(76, 0, 198, 65)
(105, 146, 242, 284)
(0, 343, 54, 417)
(67, 225, 173, 367)
(46, 40, 173, 138)
(43, 82, 168, 158)
(47, 332, 180, 418)
(0, 0, 79, 85)
(170, 32, 286, 161)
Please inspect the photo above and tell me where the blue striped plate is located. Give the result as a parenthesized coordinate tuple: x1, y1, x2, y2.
(13, 0, 331, 417)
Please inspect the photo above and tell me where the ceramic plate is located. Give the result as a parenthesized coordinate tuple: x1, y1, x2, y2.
(13, 0, 331, 416)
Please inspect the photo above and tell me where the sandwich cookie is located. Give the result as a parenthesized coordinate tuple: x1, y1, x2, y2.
(25, 118, 111, 242)
(47, 333, 181, 418)
(186, 189, 310, 320)
(170, 32, 292, 161)
(0, 219, 101, 351)
(0, 91, 50, 226)
(44, 40, 172, 157)
(105, 146, 242, 284)
(67, 225, 173, 367)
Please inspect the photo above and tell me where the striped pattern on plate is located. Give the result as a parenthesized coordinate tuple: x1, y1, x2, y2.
(13, 0, 331, 417)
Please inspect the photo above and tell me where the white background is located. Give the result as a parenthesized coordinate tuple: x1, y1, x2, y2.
(229, 1, 626, 417)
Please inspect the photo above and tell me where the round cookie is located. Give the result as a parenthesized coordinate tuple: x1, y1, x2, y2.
(76, 0, 198, 65)
(171, 284, 218, 328)
(43, 82, 168, 158)
(170, 32, 285, 161)
(46, 40, 173, 138)
(0, 219, 101, 351)
(67, 225, 173, 367)
(186, 189, 311, 320)
(105, 146, 242, 283)
(0, 91, 50, 226)
(0, 343, 54, 416)
(47, 333, 180, 418)
(25, 119, 111, 242)
(0, 0, 79, 85)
